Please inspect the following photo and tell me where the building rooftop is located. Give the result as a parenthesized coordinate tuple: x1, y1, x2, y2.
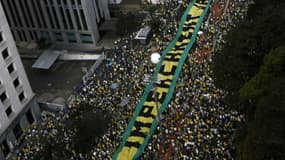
(32, 50, 62, 69)
(135, 26, 152, 40)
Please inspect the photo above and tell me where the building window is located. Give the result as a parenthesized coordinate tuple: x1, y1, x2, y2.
(54, 32, 63, 42)
(13, 123, 23, 140)
(44, 0, 48, 5)
(17, 30, 23, 41)
(7, 0, 18, 27)
(0, 92, 7, 103)
(46, 7, 55, 29)
(59, 7, 68, 29)
(34, 31, 38, 40)
(7, 63, 15, 74)
(67, 32, 76, 43)
(40, 31, 50, 41)
(18, 91, 25, 102)
(74, 10, 82, 30)
(52, 7, 60, 29)
(36, 0, 47, 28)
(11, 0, 23, 27)
(13, 77, 20, 88)
(29, 31, 34, 40)
(2, 48, 9, 60)
(25, 1, 35, 28)
(65, 8, 73, 29)
(22, 30, 27, 41)
(5, 106, 13, 117)
(80, 34, 93, 43)
(31, 0, 41, 28)
(19, 0, 30, 27)
(26, 109, 35, 124)
(80, 10, 88, 30)
(0, 140, 10, 157)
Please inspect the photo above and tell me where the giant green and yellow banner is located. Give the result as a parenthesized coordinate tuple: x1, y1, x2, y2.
(112, 0, 213, 159)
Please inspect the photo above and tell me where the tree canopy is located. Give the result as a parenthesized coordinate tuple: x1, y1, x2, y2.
(239, 47, 285, 100)
(71, 103, 111, 154)
(212, 0, 285, 108)
(115, 12, 143, 37)
(212, 0, 285, 159)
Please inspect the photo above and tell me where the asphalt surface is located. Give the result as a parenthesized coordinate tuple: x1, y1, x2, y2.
(22, 59, 94, 100)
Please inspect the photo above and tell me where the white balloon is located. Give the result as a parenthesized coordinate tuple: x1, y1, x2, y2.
(151, 53, 161, 64)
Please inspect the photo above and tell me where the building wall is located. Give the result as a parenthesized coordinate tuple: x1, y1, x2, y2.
(0, 1, 34, 134)
(109, 0, 123, 4)
(0, 2, 41, 159)
(144, 0, 166, 4)
(0, 0, 111, 50)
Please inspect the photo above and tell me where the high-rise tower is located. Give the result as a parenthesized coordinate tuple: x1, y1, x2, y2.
(0, 2, 41, 159)
(0, 0, 111, 50)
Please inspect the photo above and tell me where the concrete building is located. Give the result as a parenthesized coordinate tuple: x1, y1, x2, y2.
(0, 2, 41, 159)
(0, 0, 111, 50)
(109, 0, 123, 4)
(143, 0, 177, 4)
(144, 0, 164, 4)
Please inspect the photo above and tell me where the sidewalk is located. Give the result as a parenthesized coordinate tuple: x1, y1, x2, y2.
(19, 49, 103, 61)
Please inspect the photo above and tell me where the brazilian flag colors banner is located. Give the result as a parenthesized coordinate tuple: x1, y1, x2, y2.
(112, 0, 213, 159)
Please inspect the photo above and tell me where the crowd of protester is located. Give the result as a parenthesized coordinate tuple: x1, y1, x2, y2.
(14, 0, 249, 159)
(15, 111, 75, 159)
(142, 0, 249, 159)
(86, 2, 182, 159)
(15, 1, 179, 159)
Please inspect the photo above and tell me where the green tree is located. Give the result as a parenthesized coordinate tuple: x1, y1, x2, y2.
(240, 47, 285, 100)
(237, 75, 285, 160)
(71, 103, 111, 154)
(147, 18, 161, 34)
(212, 0, 285, 109)
(116, 12, 142, 37)
(212, 1, 285, 159)
(143, 4, 157, 21)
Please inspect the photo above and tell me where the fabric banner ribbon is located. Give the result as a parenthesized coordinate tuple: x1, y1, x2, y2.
(112, 0, 213, 159)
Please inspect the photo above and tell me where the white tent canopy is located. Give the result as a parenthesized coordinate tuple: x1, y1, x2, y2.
(32, 50, 62, 69)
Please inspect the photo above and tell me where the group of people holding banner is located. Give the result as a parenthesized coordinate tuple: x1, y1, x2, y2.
(141, 0, 249, 159)
(14, 1, 181, 160)
(86, 2, 183, 160)
(15, 0, 249, 159)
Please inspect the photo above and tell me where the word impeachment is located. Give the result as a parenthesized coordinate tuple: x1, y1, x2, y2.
(113, 0, 211, 159)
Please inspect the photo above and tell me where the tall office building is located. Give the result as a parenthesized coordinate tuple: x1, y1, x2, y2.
(0, 0, 111, 50)
(0, 2, 41, 159)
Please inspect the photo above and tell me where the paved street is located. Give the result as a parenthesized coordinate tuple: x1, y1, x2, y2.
(22, 59, 94, 100)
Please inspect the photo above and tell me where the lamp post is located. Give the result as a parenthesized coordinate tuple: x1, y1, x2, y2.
(150, 52, 161, 64)
(144, 52, 161, 123)
(149, 52, 163, 160)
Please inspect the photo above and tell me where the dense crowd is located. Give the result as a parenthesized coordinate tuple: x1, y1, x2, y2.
(14, 0, 249, 159)
(142, 0, 249, 159)
(15, 111, 75, 159)
(86, 2, 182, 160)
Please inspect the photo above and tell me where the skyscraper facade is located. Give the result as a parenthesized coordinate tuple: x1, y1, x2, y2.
(0, 2, 41, 159)
(0, 0, 111, 50)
